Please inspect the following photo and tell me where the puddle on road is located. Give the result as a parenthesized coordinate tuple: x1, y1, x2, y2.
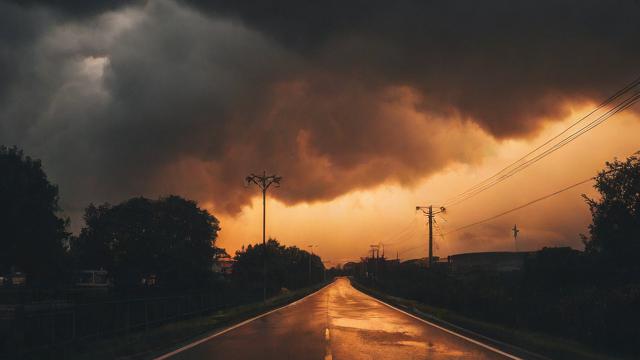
(324, 279, 483, 359)
(396, 341, 468, 356)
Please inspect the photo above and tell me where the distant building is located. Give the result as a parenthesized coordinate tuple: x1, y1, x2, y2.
(141, 274, 158, 287)
(75, 269, 110, 288)
(360, 256, 401, 279)
(10, 272, 26, 286)
(447, 251, 533, 272)
(212, 255, 234, 275)
(1, 269, 26, 287)
(401, 257, 442, 268)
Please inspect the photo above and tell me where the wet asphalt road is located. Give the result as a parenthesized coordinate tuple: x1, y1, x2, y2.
(159, 278, 516, 360)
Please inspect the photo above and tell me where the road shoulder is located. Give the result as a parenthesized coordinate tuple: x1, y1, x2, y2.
(349, 278, 618, 360)
(151, 281, 333, 360)
(60, 281, 332, 360)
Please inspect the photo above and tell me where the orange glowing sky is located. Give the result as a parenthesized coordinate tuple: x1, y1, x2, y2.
(214, 104, 640, 265)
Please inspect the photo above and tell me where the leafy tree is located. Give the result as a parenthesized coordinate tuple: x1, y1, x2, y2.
(583, 152, 640, 278)
(232, 238, 324, 295)
(71, 195, 221, 291)
(0, 146, 69, 286)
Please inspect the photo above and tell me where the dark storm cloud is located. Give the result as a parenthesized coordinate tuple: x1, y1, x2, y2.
(7, 0, 137, 18)
(0, 0, 639, 227)
(185, 0, 640, 137)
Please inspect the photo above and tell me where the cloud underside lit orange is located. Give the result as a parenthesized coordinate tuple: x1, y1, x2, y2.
(206, 103, 640, 264)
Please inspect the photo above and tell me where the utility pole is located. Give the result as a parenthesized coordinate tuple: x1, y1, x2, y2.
(512, 224, 520, 252)
(370, 244, 379, 259)
(416, 205, 446, 268)
(369, 244, 380, 279)
(308, 244, 318, 285)
(246, 171, 282, 302)
(322, 261, 327, 282)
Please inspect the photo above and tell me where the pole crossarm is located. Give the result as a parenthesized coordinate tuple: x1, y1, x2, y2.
(245, 172, 282, 190)
(415, 205, 446, 215)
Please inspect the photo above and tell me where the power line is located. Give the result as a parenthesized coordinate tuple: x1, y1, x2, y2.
(443, 176, 596, 235)
(398, 243, 425, 256)
(433, 218, 445, 251)
(443, 80, 640, 207)
(445, 91, 640, 207)
(395, 209, 453, 259)
(397, 213, 447, 258)
(396, 78, 640, 259)
(447, 76, 640, 203)
(379, 216, 419, 246)
(445, 81, 640, 205)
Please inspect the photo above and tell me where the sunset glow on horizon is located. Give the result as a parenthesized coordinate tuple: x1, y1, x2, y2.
(215, 104, 640, 265)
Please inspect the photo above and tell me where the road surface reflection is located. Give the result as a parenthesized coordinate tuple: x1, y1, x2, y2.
(160, 277, 516, 359)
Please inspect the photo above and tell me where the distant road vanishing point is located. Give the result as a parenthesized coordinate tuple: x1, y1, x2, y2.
(156, 278, 520, 360)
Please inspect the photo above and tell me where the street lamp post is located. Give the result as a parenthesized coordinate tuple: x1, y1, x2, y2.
(246, 171, 282, 302)
(308, 244, 318, 285)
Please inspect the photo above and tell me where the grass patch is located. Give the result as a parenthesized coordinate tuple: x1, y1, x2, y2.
(48, 282, 329, 360)
(350, 279, 624, 360)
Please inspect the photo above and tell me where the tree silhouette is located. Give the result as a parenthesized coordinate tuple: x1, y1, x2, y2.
(583, 152, 640, 279)
(0, 146, 69, 287)
(233, 239, 324, 294)
(71, 195, 221, 292)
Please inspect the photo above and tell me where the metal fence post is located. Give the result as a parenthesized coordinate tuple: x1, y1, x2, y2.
(72, 308, 76, 341)
(144, 301, 149, 332)
(51, 312, 56, 347)
(125, 302, 130, 338)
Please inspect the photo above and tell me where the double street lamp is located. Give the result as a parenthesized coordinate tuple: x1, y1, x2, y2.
(246, 171, 282, 302)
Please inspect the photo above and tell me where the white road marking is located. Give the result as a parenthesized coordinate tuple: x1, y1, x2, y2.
(324, 327, 333, 360)
(359, 289, 523, 360)
(153, 283, 333, 360)
(154, 279, 522, 360)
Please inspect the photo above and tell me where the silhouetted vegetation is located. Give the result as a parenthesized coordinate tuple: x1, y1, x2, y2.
(232, 239, 325, 296)
(583, 153, 640, 281)
(70, 196, 222, 293)
(0, 146, 70, 288)
(355, 153, 640, 357)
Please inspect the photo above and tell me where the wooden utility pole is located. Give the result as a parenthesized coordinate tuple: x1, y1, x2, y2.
(416, 205, 446, 267)
(246, 171, 282, 302)
(512, 224, 520, 252)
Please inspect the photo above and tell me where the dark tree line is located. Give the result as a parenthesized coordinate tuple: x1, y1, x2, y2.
(356, 153, 640, 357)
(232, 239, 325, 296)
(1, 145, 327, 299)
